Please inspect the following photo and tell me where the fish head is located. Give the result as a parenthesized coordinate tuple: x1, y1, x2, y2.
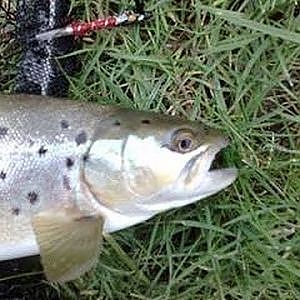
(82, 109, 237, 231)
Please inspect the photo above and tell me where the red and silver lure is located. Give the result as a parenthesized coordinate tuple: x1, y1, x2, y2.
(36, 8, 151, 41)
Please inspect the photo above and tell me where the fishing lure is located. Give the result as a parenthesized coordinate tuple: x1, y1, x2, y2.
(36, 1, 151, 41)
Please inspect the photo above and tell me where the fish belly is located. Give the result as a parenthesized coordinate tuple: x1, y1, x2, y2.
(0, 210, 38, 260)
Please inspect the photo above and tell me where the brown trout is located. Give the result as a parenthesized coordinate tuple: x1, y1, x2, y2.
(0, 94, 237, 282)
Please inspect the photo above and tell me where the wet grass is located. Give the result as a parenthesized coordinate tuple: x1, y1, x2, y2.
(1, 0, 300, 299)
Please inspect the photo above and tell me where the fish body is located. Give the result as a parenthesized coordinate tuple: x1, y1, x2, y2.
(0, 95, 112, 258)
(0, 94, 237, 282)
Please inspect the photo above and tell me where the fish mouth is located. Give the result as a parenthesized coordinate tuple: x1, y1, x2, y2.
(182, 136, 237, 195)
(136, 136, 237, 212)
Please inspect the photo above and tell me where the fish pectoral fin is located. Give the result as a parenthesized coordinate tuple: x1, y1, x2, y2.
(32, 207, 104, 283)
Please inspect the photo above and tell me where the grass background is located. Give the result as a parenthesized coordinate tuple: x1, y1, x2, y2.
(1, 0, 300, 299)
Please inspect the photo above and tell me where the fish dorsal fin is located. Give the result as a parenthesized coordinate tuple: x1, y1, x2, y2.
(32, 207, 103, 283)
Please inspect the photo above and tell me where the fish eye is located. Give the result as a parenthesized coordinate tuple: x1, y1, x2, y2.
(170, 129, 195, 153)
(178, 138, 192, 151)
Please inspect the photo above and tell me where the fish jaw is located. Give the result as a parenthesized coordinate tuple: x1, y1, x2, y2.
(135, 168, 237, 212)
(135, 138, 237, 212)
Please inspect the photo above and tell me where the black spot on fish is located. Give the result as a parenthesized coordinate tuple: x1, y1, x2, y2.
(28, 191, 38, 204)
(66, 157, 74, 168)
(113, 120, 121, 126)
(61, 120, 69, 129)
(83, 154, 89, 162)
(0, 126, 8, 137)
(0, 171, 6, 180)
(38, 146, 47, 156)
(29, 139, 34, 146)
(75, 131, 87, 146)
(12, 207, 20, 215)
(141, 119, 150, 124)
(63, 175, 71, 191)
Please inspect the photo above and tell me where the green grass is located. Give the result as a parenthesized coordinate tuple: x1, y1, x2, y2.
(1, 0, 300, 299)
